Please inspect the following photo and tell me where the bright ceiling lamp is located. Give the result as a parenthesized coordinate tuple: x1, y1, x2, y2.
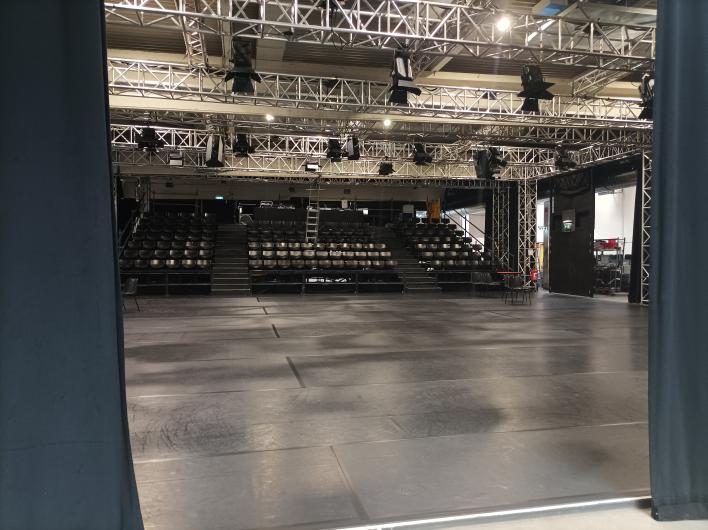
(383, 118, 392, 127)
(265, 114, 275, 122)
(496, 16, 512, 32)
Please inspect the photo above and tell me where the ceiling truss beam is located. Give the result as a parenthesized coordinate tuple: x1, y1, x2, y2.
(104, 1, 655, 72)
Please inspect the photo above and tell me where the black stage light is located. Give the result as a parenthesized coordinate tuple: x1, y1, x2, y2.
(225, 38, 261, 94)
(388, 50, 422, 105)
(378, 161, 395, 175)
(518, 64, 554, 114)
(412, 143, 433, 165)
(345, 136, 360, 160)
(232, 134, 255, 156)
(205, 134, 225, 167)
(327, 139, 343, 162)
(168, 152, 184, 166)
(304, 160, 320, 172)
(136, 127, 165, 152)
(474, 148, 507, 179)
(554, 147, 577, 171)
(638, 72, 654, 120)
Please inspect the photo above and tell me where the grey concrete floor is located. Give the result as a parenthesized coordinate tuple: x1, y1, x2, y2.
(123, 291, 649, 530)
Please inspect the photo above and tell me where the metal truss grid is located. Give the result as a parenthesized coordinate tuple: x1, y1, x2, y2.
(641, 149, 652, 305)
(105, 1, 655, 73)
(517, 178, 537, 285)
(492, 185, 510, 271)
(107, 57, 652, 131)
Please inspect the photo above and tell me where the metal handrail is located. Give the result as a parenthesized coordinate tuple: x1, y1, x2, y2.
(118, 208, 140, 256)
(442, 210, 485, 248)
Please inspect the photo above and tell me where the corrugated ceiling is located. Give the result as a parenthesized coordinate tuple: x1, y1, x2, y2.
(442, 56, 587, 79)
(282, 42, 393, 69)
(107, 25, 223, 57)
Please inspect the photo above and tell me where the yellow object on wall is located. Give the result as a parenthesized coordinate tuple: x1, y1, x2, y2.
(428, 200, 441, 221)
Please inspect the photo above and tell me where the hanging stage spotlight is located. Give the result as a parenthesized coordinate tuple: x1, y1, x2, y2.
(474, 148, 507, 179)
(168, 152, 184, 166)
(205, 135, 225, 167)
(388, 51, 422, 105)
(225, 38, 262, 94)
(304, 160, 320, 172)
(232, 134, 255, 157)
(378, 160, 395, 175)
(554, 147, 577, 171)
(518, 64, 554, 114)
(136, 127, 165, 152)
(327, 139, 343, 162)
(638, 72, 654, 120)
(412, 143, 433, 165)
(345, 136, 360, 160)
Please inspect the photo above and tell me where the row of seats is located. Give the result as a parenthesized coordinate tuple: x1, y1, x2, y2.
(124, 249, 213, 260)
(248, 242, 386, 250)
(427, 260, 486, 270)
(119, 258, 211, 269)
(249, 250, 392, 259)
(131, 230, 215, 241)
(396, 221, 490, 270)
(126, 240, 214, 250)
(121, 213, 216, 271)
(420, 250, 485, 259)
(250, 259, 397, 270)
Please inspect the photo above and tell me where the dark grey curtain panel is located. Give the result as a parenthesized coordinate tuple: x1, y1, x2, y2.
(0, 2, 143, 529)
(650, 0, 708, 520)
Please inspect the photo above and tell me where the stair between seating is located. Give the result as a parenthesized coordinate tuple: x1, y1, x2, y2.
(211, 224, 250, 296)
(374, 227, 442, 294)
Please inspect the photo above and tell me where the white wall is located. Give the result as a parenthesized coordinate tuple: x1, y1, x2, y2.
(445, 206, 485, 246)
(594, 185, 636, 250)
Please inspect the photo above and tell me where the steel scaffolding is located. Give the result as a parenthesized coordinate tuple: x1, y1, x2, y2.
(105, 1, 655, 72)
(111, 123, 558, 164)
(641, 149, 652, 305)
(492, 185, 510, 271)
(110, 107, 652, 148)
(107, 58, 652, 131)
(517, 178, 537, 285)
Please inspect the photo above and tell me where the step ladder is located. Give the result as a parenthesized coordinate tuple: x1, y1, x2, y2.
(305, 180, 321, 243)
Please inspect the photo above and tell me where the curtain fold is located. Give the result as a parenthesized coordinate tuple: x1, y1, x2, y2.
(650, 0, 708, 520)
(0, 2, 144, 528)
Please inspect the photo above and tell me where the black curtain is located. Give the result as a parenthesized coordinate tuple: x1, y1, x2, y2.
(0, 2, 143, 529)
(650, 0, 708, 520)
(548, 171, 595, 297)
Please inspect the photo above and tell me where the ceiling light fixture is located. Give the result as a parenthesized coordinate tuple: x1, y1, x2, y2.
(638, 71, 654, 120)
(383, 118, 393, 127)
(378, 159, 395, 175)
(205, 135, 225, 168)
(518, 64, 555, 114)
(412, 143, 433, 166)
(388, 50, 422, 105)
(496, 16, 511, 32)
(345, 136, 361, 160)
(474, 148, 507, 179)
(225, 38, 262, 94)
(555, 146, 577, 171)
(136, 126, 165, 153)
(304, 160, 320, 172)
(233, 134, 255, 157)
(265, 114, 275, 122)
(327, 139, 343, 162)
